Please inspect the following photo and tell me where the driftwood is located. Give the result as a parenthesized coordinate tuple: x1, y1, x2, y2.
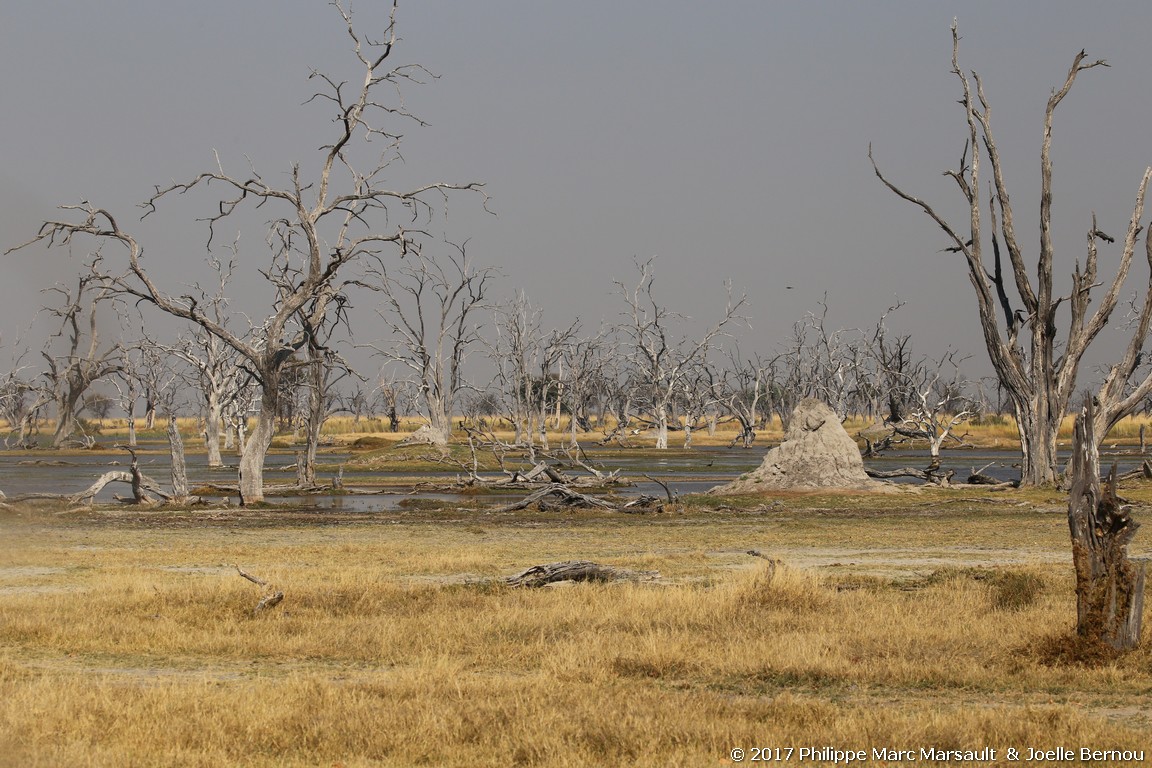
(68, 470, 172, 505)
(496, 483, 619, 512)
(866, 465, 955, 486)
(1117, 459, 1152, 483)
(966, 472, 1012, 487)
(621, 494, 662, 509)
(506, 560, 659, 588)
(236, 566, 284, 614)
(642, 474, 677, 503)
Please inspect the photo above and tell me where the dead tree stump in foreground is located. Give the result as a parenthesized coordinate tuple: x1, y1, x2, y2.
(1068, 399, 1146, 650)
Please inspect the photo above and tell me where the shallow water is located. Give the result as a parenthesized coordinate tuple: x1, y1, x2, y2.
(2, 442, 1147, 511)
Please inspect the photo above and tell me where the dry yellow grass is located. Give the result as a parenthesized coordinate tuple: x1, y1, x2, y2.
(11, 410, 1152, 452)
(1, 497, 1150, 766)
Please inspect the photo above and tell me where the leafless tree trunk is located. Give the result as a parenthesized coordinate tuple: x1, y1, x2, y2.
(298, 343, 356, 486)
(872, 21, 1152, 485)
(168, 415, 188, 502)
(1068, 397, 1145, 650)
(378, 376, 412, 434)
(880, 352, 975, 458)
(11, 2, 484, 501)
(560, 331, 608, 448)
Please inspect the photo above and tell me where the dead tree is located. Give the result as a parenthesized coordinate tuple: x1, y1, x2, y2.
(37, 270, 122, 447)
(0, 344, 38, 448)
(167, 415, 189, 502)
(1067, 398, 1145, 650)
(171, 331, 246, 468)
(360, 243, 494, 446)
(10, 2, 484, 502)
(298, 341, 359, 486)
(113, 339, 179, 448)
(872, 21, 1152, 485)
(489, 291, 543, 447)
(488, 292, 579, 450)
(887, 353, 975, 458)
(378, 375, 415, 434)
(161, 251, 251, 468)
(559, 331, 609, 447)
(616, 258, 745, 449)
(720, 350, 770, 448)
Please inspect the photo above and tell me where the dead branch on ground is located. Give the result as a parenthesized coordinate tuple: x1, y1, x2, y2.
(505, 560, 659, 588)
(236, 566, 284, 615)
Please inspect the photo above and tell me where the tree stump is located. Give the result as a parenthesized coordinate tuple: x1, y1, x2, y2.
(1068, 399, 1146, 650)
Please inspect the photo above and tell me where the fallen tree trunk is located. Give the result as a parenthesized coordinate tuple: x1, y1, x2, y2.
(506, 560, 659, 588)
(496, 483, 619, 512)
(68, 470, 172, 505)
(865, 466, 955, 486)
(1116, 459, 1152, 483)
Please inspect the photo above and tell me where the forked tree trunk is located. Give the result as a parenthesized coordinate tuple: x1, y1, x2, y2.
(1068, 399, 1146, 650)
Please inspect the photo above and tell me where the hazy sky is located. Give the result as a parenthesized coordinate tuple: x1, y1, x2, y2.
(4, 1, 1152, 384)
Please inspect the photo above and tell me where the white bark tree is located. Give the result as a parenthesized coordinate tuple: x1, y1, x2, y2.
(0, 343, 38, 448)
(616, 259, 745, 449)
(361, 244, 493, 445)
(872, 22, 1152, 485)
(559, 331, 609, 447)
(887, 353, 976, 458)
(489, 292, 578, 450)
(170, 322, 246, 469)
(10, 2, 484, 501)
(719, 349, 769, 448)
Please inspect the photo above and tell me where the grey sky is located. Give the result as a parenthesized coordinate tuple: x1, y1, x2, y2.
(4, 1, 1152, 383)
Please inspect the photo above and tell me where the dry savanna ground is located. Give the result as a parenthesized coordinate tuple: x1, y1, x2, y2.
(2, 485, 1151, 767)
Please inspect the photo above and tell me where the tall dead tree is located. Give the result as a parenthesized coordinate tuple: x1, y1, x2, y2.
(38, 270, 121, 448)
(489, 292, 578, 449)
(298, 341, 358, 486)
(872, 21, 1152, 485)
(165, 258, 248, 468)
(361, 244, 494, 446)
(1067, 397, 1145, 650)
(616, 259, 745, 450)
(559, 330, 609, 446)
(719, 349, 770, 448)
(10, 2, 483, 501)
